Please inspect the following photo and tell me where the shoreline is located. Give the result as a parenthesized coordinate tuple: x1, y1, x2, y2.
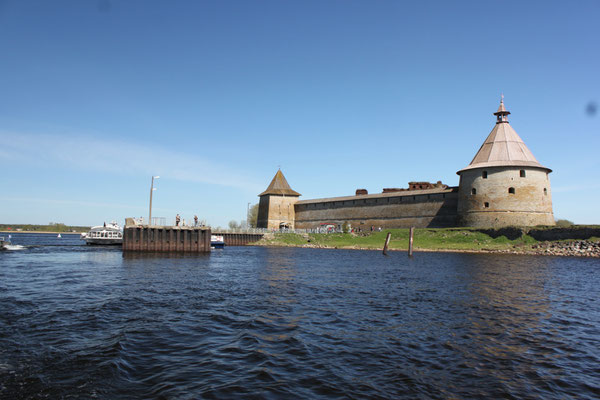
(254, 240, 600, 258)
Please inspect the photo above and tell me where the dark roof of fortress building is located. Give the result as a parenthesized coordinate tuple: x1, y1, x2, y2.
(259, 169, 301, 196)
(458, 98, 551, 174)
(296, 186, 457, 205)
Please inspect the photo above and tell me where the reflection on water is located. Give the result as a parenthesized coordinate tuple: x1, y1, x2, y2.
(1, 238, 599, 399)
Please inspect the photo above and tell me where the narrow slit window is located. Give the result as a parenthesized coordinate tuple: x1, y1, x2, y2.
(471, 188, 476, 195)
(482, 171, 488, 179)
(544, 188, 548, 195)
(484, 202, 489, 208)
(508, 187, 515, 194)
(520, 170, 526, 178)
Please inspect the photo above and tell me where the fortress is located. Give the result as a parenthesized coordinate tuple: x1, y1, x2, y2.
(257, 99, 555, 230)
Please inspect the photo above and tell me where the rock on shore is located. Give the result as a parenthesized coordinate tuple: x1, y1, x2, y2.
(529, 240, 600, 257)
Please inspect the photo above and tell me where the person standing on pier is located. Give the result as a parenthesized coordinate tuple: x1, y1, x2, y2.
(194, 215, 198, 226)
(175, 214, 181, 226)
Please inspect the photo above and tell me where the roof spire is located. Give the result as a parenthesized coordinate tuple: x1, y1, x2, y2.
(457, 98, 551, 174)
(494, 95, 510, 123)
(259, 169, 301, 197)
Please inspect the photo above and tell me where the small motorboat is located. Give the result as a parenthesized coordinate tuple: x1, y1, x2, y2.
(211, 235, 225, 249)
(0, 236, 9, 251)
(85, 221, 123, 245)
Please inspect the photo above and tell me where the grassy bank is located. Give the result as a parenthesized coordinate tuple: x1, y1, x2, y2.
(257, 228, 597, 252)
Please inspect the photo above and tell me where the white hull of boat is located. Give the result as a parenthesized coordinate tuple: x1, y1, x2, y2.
(85, 238, 123, 245)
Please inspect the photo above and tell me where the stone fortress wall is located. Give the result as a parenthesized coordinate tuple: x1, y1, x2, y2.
(294, 187, 458, 229)
(256, 99, 555, 230)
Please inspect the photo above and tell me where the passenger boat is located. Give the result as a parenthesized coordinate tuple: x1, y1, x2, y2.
(85, 222, 123, 245)
(211, 234, 225, 249)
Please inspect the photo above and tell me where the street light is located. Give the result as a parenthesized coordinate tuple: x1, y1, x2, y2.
(149, 175, 160, 226)
(247, 202, 251, 228)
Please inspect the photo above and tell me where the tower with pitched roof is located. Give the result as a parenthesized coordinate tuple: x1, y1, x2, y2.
(256, 169, 301, 229)
(456, 98, 554, 227)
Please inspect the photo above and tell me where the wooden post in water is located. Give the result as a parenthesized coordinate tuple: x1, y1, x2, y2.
(408, 227, 414, 257)
(383, 232, 392, 255)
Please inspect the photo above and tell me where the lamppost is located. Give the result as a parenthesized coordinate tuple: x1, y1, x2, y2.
(149, 176, 160, 226)
(247, 202, 251, 228)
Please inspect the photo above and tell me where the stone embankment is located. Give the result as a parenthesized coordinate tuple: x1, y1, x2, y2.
(528, 240, 600, 257)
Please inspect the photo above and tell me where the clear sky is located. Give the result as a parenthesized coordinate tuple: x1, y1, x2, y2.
(1, 0, 599, 227)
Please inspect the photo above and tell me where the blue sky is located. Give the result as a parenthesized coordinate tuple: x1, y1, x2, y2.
(1, 0, 598, 227)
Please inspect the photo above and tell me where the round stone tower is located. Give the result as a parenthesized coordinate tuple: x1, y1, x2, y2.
(457, 98, 554, 227)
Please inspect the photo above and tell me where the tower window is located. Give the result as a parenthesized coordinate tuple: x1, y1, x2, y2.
(544, 188, 547, 195)
(484, 202, 489, 208)
(482, 171, 488, 179)
(471, 188, 476, 195)
(520, 170, 526, 178)
(508, 187, 515, 194)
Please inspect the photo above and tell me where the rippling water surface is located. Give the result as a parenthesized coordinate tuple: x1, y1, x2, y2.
(1, 233, 599, 399)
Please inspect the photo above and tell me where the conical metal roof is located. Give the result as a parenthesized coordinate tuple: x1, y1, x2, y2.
(458, 100, 551, 173)
(259, 169, 301, 196)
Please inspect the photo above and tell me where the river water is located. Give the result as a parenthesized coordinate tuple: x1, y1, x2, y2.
(1, 233, 599, 399)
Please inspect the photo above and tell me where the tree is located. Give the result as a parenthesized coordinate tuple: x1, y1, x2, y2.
(228, 220, 240, 230)
(248, 203, 259, 228)
(555, 219, 574, 227)
(342, 221, 350, 233)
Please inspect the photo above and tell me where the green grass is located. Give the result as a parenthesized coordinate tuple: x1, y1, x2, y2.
(258, 228, 542, 252)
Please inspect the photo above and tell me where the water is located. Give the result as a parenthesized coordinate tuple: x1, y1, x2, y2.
(1, 233, 599, 399)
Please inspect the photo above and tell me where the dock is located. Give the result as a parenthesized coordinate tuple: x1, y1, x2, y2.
(212, 232, 264, 246)
(123, 219, 211, 252)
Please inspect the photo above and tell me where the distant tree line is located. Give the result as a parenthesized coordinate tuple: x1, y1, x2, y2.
(0, 223, 90, 233)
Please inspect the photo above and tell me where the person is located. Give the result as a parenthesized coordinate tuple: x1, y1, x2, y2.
(175, 214, 181, 226)
(194, 215, 198, 227)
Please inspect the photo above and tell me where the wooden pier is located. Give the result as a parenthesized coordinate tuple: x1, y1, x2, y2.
(123, 219, 211, 252)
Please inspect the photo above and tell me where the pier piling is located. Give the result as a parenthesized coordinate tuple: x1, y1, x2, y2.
(383, 232, 392, 255)
(408, 227, 414, 257)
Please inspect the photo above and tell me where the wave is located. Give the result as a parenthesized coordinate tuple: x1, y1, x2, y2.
(4, 244, 26, 251)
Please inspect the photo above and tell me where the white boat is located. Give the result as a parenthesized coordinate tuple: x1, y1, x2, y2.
(211, 234, 225, 248)
(85, 221, 123, 245)
(57, 234, 62, 238)
(0, 236, 9, 251)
